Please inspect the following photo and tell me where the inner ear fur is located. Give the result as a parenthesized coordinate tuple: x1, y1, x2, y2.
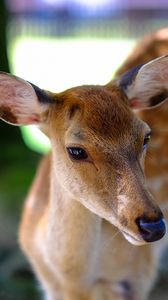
(0, 72, 55, 125)
(115, 55, 168, 109)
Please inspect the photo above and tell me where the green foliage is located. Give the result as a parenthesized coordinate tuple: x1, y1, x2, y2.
(0, 122, 40, 211)
(0, 123, 41, 299)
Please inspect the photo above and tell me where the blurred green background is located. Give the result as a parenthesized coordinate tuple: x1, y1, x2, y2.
(0, 0, 168, 299)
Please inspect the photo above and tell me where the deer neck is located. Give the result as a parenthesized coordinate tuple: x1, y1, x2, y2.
(44, 160, 102, 275)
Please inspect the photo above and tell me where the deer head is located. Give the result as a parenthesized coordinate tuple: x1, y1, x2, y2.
(0, 56, 168, 246)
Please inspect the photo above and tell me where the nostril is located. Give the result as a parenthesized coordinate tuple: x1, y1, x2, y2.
(137, 218, 166, 242)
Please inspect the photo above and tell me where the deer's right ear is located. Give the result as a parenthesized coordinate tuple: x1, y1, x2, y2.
(0, 72, 55, 125)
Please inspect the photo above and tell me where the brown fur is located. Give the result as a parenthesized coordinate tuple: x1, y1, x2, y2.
(0, 105, 17, 124)
(115, 28, 168, 212)
(112, 28, 168, 299)
(0, 46, 168, 300)
(19, 84, 164, 299)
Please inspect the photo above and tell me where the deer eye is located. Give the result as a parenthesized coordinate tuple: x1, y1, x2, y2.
(143, 132, 151, 149)
(67, 147, 88, 160)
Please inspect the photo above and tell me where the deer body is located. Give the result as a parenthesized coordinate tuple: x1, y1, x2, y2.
(1, 56, 168, 300)
(20, 154, 157, 300)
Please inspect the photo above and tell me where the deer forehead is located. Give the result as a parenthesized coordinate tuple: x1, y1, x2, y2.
(50, 85, 147, 150)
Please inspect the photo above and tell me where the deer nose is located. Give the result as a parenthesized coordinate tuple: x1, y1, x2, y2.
(137, 218, 166, 242)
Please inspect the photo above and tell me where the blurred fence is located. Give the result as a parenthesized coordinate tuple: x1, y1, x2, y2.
(8, 9, 168, 39)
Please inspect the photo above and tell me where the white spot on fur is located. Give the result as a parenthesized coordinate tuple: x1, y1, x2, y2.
(117, 194, 128, 205)
(25, 195, 37, 209)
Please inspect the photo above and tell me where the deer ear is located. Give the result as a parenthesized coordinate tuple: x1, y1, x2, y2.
(118, 55, 168, 109)
(0, 72, 54, 125)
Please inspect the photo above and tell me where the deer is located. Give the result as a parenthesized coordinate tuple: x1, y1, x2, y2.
(104, 28, 168, 300)
(0, 55, 168, 300)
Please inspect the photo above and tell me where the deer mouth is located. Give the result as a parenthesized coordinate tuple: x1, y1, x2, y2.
(121, 216, 166, 245)
(121, 230, 146, 246)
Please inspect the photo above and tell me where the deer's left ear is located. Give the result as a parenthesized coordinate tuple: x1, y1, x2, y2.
(117, 55, 168, 109)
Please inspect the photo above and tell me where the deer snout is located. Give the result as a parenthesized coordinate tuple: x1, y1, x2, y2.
(118, 185, 166, 245)
(136, 216, 166, 242)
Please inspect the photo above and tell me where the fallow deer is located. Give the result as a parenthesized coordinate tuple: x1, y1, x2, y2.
(0, 55, 168, 300)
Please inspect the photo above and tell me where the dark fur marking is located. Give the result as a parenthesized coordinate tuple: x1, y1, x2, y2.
(118, 280, 133, 300)
(119, 280, 131, 292)
(0, 106, 17, 123)
(120, 216, 128, 227)
(73, 131, 85, 140)
(29, 83, 55, 104)
(149, 91, 168, 107)
(69, 104, 80, 119)
(119, 64, 144, 91)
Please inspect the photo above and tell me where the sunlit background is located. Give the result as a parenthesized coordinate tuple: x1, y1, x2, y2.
(11, 37, 134, 152)
(6, 0, 168, 153)
(1, 0, 168, 299)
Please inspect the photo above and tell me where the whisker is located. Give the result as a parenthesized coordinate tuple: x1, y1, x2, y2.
(101, 229, 120, 252)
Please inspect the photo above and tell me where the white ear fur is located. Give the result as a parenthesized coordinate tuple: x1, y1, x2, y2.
(118, 55, 168, 109)
(0, 73, 50, 125)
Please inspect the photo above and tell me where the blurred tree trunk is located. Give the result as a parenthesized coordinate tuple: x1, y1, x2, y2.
(0, 0, 10, 72)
